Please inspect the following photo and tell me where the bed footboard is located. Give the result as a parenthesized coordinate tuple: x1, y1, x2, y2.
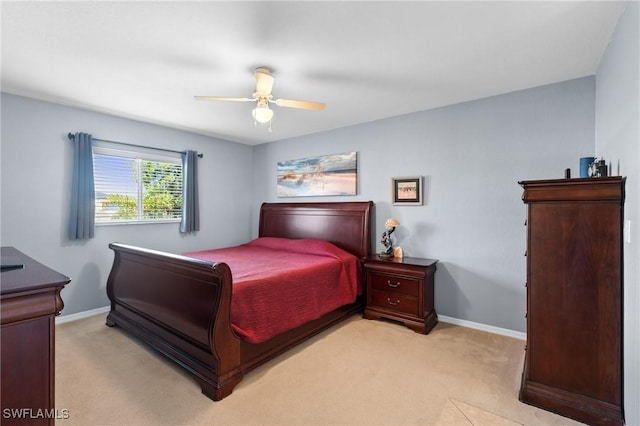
(105, 243, 243, 400)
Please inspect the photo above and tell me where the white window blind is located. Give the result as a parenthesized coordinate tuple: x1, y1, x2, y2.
(92, 142, 183, 224)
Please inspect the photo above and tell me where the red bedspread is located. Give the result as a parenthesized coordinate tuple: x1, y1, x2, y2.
(184, 237, 361, 344)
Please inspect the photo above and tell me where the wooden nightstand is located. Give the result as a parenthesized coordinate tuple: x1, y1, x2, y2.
(363, 255, 438, 334)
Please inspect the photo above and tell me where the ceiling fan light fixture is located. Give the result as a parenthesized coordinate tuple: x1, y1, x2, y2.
(252, 104, 274, 124)
(196, 66, 323, 130)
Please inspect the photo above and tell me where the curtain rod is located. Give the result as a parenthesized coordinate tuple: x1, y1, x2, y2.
(67, 133, 203, 158)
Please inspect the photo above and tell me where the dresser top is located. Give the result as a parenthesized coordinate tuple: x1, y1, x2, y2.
(1, 247, 70, 296)
(519, 176, 625, 204)
(365, 255, 438, 268)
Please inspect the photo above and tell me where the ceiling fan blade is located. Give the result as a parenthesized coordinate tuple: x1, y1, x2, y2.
(274, 98, 325, 111)
(255, 68, 275, 96)
(194, 96, 254, 102)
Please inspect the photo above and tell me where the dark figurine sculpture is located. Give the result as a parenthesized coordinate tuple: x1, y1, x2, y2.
(380, 218, 399, 257)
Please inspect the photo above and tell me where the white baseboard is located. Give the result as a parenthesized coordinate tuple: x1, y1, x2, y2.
(55, 306, 526, 341)
(56, 306, 110, 325)
(438, 315, 526, 341)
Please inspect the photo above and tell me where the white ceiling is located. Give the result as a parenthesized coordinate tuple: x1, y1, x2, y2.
(1, 1, 625, 145)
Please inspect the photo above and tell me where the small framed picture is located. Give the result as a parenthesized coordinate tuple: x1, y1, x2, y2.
(392, 176, 423, 205)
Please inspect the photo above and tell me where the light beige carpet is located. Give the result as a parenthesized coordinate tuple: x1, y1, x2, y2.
(436, 399, 522, 425)
(55, 314, 582, 425)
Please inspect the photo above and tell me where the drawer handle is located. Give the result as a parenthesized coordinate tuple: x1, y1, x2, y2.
(387, 280, 400, 288)
(387, 297, 400, 306)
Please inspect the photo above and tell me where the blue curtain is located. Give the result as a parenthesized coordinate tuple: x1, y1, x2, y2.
(68, 132, 95, 240)
(180, 150, 200, 234)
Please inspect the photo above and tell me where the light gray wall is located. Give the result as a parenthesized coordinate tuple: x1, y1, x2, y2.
(0, 93, 254, 316)
(595, 2, 639, 424)
(0, 77, 598, 334)
(252, 77, 596, 333)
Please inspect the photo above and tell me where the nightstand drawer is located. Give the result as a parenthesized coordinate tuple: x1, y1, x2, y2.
(368, 273, 420, 296)
(370, 289, 418, 316)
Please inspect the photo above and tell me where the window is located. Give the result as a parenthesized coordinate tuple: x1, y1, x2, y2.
(92, 142, 182, 224)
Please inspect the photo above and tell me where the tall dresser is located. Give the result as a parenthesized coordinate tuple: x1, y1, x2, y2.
(1, 247, 71, 425)
(518, 177, 625, 426)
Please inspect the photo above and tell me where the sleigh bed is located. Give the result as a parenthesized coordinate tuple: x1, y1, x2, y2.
(105, 201, 373, 401)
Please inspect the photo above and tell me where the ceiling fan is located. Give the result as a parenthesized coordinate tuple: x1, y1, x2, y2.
(195, 67, 325, 128)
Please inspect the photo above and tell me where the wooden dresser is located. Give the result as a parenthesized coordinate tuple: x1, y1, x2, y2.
(363, 255, 438, 334)
(518, 177, 625, 426)
(1, 247, 70, 425)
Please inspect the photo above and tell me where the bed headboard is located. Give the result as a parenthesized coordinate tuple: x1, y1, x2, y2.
(259, 201, 373, 259)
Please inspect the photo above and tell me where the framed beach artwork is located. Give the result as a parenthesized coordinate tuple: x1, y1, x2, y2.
(277, 152, 357, 197)
(392, 176, 423, 205)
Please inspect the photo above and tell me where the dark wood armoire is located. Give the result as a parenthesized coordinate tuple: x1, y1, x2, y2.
(518, 177, 625, 426)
